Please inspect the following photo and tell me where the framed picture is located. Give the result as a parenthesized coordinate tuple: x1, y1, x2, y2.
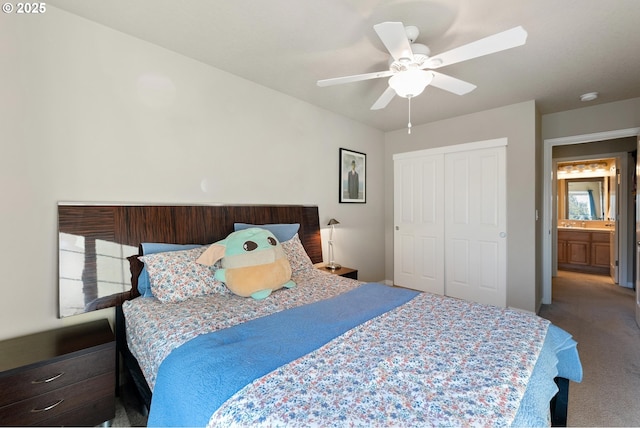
(339, 148, 366, 203)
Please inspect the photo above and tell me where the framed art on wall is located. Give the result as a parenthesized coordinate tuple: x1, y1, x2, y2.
(339, 148, 366, 203)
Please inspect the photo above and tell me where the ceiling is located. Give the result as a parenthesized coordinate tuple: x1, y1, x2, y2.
(47, 0, 640, 132)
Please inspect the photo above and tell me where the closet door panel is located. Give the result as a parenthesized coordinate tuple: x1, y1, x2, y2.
(394, 155, 445, 294)
(445, 147, 506, 307)
(399, 234, 415, 274)
(479, 240, 499, 291)
(480, 154, 500, 225)
(421, 236, 439, 283)
(451, 156, 470, 224)
(449, 238, 470, 286)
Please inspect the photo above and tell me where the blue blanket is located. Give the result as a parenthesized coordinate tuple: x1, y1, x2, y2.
(512, 324, 583, 426)
(147, 283, 419, 427)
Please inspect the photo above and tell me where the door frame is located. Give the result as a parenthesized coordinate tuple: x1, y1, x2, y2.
(553, 151, 627, 283)
(636, 134, 640, 328)
(542, 127, 640, 304)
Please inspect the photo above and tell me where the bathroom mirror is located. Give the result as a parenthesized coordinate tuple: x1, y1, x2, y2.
(563, 177, 606, 220)
(557, 157, 614, 222)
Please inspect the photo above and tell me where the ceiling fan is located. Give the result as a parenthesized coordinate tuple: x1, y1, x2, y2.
(317, 22, 528, 114)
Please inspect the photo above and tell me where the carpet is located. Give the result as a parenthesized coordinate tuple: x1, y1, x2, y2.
(539, 270, 640, 427)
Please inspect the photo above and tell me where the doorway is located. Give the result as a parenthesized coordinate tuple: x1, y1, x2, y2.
(555, 154, 621, 282)
(542, 128, 640, 305)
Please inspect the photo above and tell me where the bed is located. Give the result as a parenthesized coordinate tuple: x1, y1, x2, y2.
(60, 204, 581, 427)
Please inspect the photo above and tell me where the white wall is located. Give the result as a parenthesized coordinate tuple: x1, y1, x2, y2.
(0, 7, 385, 340)
(542, 98, 640, 140)
(384, 101, 539, 312)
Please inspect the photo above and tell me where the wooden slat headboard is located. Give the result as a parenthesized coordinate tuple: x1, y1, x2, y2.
(58, 204, 322, 314)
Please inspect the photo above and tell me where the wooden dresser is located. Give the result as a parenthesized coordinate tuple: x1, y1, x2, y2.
(0, 319, 115, 426)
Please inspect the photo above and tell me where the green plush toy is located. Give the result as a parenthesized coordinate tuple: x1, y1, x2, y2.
(196, 227, 295, 300)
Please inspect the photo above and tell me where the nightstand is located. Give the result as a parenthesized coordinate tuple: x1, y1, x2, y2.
(0, 319, 115, 426)
(315, 263, 358, 280)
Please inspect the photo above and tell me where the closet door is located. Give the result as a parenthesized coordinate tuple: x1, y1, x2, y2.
(444, 146, 506, 307)
(393, 154, 445, 294)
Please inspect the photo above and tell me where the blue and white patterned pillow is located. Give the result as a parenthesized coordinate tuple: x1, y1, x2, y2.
(139, 246, 227, 303)
(138, 243, 203, 297)
(281, 233, 314, 274)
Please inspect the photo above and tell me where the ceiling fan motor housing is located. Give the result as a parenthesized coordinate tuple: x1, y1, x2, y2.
(389, 43, 430, 72)
(410, 43, 430, 64)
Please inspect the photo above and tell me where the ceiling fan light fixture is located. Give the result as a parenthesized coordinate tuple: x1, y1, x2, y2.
(404, 25, 420, 43)
(389, 69, 433, 98)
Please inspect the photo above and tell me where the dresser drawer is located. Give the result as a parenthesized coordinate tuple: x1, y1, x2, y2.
(591, 231, 611, 243)
(558, 230, 590, 241)
(0, 343, 114, 407)
(0, 372, 114, 426)
(37, 395, 115, 427)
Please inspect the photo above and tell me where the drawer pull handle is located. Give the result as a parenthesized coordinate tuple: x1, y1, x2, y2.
(32, 372, 64, 384)
(30, 399, 64, 413)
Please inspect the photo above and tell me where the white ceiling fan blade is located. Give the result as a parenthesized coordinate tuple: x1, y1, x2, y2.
(370, 86, 396, 110)
(429, 71, 477, 95)
(317, 70, 393, 87)
(426, 26, 528, 69)
(374, 22, 414, 62)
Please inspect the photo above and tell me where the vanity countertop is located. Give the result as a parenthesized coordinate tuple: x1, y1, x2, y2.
(558, 227, 614, 232)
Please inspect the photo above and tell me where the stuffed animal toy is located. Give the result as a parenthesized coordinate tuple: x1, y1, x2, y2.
(196, 227, 295, 300)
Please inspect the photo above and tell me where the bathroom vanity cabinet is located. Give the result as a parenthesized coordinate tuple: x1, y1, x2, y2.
(558, 229, 611, 275)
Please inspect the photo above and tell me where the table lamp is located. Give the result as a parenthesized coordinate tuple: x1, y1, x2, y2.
(327, 218, 341, 270)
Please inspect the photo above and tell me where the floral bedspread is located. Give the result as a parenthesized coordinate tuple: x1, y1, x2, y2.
(122, 268, 360, 389)
(208, 292, 550, 427)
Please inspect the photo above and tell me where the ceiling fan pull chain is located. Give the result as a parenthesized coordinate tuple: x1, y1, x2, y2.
(407, 96, 412, 134)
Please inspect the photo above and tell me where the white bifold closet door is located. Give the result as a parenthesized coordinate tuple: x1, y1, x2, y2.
(394, 154, 446, 295)
(394, 141, 506, 307)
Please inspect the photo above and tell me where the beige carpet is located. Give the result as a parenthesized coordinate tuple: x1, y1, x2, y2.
(539, 270, 640, 427)
(109, 370, 149, 427)
(110, 398, 132, 427)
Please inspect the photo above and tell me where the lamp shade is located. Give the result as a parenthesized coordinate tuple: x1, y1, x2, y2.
(389, 69, 433, 98)
(328, 218, 340, 226)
